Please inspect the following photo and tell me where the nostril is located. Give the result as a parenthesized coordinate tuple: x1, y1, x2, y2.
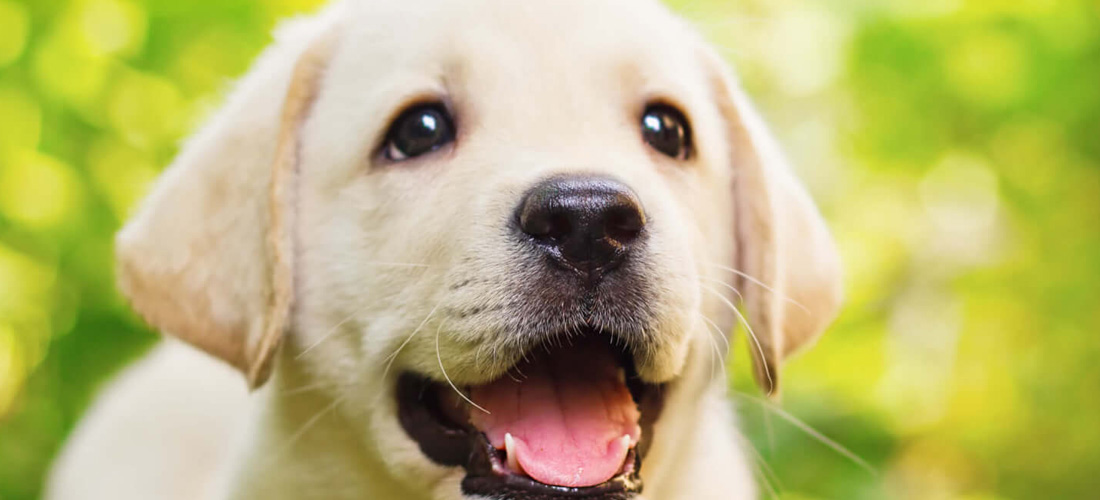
(519, 209, 549, 237)
(519, 205, 572, 243)
(604, 204, 645, 245)
(545, 212, 572, 242)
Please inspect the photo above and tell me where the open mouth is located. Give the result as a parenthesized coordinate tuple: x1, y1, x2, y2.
(397, 330, 665, 499)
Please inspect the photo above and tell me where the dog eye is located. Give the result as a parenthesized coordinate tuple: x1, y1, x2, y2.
(641, 104, 691, 160)
(383, 103, 455, 161)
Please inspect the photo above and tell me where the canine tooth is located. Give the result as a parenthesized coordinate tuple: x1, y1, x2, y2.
(620, 434, 633, 449)
(505, 433, 521, 473)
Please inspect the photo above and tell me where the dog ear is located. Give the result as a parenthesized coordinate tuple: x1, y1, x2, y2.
(704, 50, 843, 397)
(114, 16, 339, 389)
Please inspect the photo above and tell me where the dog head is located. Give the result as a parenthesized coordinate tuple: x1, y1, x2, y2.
(115, 0, 841, 498)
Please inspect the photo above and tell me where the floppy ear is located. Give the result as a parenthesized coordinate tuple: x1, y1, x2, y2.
(114, 16, 339, 389)
(705, 50, 844, 396)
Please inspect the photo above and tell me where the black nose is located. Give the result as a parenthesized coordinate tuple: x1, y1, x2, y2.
(517, 175, 646, 278)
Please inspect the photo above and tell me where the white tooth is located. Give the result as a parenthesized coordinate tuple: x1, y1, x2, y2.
(621, 434, 633, 449)
(505, 433, 521, 473)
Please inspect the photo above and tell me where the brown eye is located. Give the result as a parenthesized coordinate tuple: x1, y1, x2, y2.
(641, 104, 691, 160)
(384, 103, 455, 161)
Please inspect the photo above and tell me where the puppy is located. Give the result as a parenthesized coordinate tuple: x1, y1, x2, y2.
(47, 1, 842, 499)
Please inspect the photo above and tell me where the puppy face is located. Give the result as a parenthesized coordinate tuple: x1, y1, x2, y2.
(114, 1, 842, 498)
(297, 0, 721, 386)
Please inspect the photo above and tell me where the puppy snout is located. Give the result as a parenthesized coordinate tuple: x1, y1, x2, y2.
(517, 175, 646, 279)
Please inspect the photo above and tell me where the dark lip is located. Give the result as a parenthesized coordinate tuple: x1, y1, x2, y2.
(395, 332, 666, 500)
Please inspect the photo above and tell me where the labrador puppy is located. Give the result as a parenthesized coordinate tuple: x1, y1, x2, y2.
(47, 0, 842, 498)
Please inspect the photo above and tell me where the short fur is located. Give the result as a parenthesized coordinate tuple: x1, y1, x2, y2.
(47, 1, 841, 499)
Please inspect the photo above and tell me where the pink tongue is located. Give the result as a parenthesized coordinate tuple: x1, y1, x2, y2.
(470, 342, 641, 488)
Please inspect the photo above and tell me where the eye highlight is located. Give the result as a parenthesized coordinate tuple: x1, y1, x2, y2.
(383, 103, 455, 161)
(641, 104, 692, 160)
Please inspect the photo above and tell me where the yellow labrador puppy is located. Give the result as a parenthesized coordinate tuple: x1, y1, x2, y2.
(48, 0, 841, 499)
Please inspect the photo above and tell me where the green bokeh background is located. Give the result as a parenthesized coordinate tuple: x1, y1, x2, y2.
(1, 0, 1098, 498)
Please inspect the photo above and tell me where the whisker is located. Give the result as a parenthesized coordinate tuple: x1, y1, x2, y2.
(265, 397, 342, 467)
(697, 313, 731, 353)
(436, 319, 491, 415)
(296, 303, 372, 359)
(737, 433, 783, 499)
(697, 313, 722, 379)
(701, 275, 745, 303)
(704, 262, 809, 314)
(279, 381, 334, 397)
(733, 392, 878, 476)
(473, 342, 486, 374)
(381, 302, 443, 381)
(700, 283, 774, 392)
(697, 313, 729, 379)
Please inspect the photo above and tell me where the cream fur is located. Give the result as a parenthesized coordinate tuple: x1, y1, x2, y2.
(47, 1, 841, 499)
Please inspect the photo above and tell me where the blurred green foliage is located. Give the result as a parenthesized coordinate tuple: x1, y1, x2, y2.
(0, 0, 1097, 498)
